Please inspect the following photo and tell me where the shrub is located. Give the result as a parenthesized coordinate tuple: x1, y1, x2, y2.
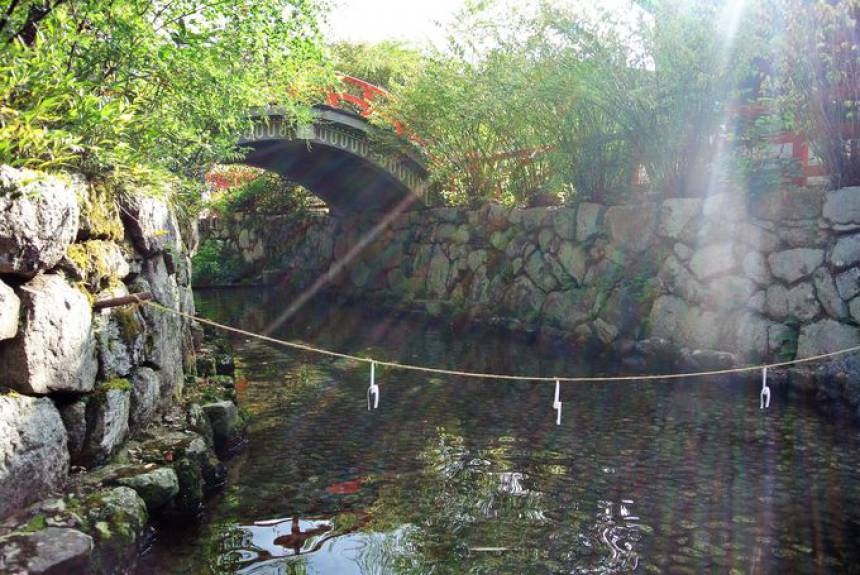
(0, 0, 331, 199)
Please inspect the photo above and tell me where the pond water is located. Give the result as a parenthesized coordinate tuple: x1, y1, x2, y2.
(138, 287, 860, 574)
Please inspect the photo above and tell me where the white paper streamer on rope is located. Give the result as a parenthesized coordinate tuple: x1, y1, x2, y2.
(368, 361, 380, 410)
(553, 379, 562, 425)
(760, 367, 770, 410)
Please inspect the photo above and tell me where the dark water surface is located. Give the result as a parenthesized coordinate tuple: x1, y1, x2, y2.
(138, 288, 860, 574)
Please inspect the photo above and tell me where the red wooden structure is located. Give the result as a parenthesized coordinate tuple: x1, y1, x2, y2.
(325, 74, 407, 137)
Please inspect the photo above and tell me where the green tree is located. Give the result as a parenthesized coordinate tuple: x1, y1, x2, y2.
(0, 0, 331, 194)
(765, 0, 859, 188)
(329, 40, 425, 89)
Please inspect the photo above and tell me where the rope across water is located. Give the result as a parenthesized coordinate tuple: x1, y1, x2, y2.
(141, 299, 860, 383)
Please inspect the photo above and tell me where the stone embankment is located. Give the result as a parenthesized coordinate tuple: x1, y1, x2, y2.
(0, 165, 244, 573)
(202, 186, 860, 418)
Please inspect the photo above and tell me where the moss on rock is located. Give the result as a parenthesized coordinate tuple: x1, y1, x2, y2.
(99, 378, 132, 393)
(77, 182, 125, 242)
(66, 486, 148, 572)
(66, 240, 130, 291)
(113, 307, 145, 346)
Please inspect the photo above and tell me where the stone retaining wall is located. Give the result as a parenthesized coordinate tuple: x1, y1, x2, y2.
(0, 165, 197, 519)
(202, 185, 860, 417)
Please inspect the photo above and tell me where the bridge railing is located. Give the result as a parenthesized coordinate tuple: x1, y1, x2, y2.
(324, 74, 408, 138)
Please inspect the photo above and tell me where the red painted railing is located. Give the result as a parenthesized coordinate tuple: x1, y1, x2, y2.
(324, 74, 407, 137)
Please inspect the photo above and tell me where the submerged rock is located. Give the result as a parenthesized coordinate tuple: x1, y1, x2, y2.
(186, 403, 214, 446)
(0, 394, 69, 518)
(0, 527, 93, 574)
(116, 467, 179, 511)
(135, 431, 226, 504)
(172, 457, 204, 517)
(202, 401, 243, 454)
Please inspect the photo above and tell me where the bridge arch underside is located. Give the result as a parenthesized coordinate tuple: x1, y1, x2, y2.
(240, 139, 422, 216)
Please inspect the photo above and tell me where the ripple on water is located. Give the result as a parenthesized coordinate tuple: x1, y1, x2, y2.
(136, 289, 860, 575)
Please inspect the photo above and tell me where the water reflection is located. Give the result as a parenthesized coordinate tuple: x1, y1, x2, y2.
(137, 288, 860, 574)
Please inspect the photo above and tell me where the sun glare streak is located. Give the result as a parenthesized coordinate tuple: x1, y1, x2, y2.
(717, 0, 748, 63)
(261, 193, 421, 337)
(703, 0, 750, 198)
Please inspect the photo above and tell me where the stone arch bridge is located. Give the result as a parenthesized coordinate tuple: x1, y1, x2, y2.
(238, 97, 428, 216)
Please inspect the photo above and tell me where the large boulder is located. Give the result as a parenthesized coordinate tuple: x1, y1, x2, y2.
(751, 188, 822, 221)
(575, 203, 604, 242)
(94, 302, 147, 380)
(658, 255, 704, 303)
(604, 204, 657, 251)
(116, 467, 179, 511)
(143, 254, 181, 309)
(0, 527, 93, 574)
(835, 267, 860, 301)
(202, 401, 242, 454)
(796, 319, 860, 358)
(129, 367, 161, 430)
(0, 165, 81, 276)
(74, 486, 148, 570)
(65, 240, 130, 291)
(131, 265, 185, 406)
(822, 187, 860, 228)
(425, 250, 450, 296)
(79, 384, 131, 467)
(657, 198, 701, 240)
(829, 234, 860, 270)
(541, 289, 594, 329)
(0, 393, 69, 518)
(523, 249, 559, 292)
(557, 243, 587, 285)
(765, 283, 821, 321)
(689, 243, 736, 280)
(0, 278, 19, 341)
(704, 276, 757, 311)
(767, 248, 824, 284)
(0, 274, 98, 394)
(718, 311, 771, 359)
(813, 267, 848, 319)
(551, 209, 577, 240)
(119, 194, 183, 257)
(742, 252, 771, 286)
(502, 275, 544, 317)
(648, 295, 720, 349)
